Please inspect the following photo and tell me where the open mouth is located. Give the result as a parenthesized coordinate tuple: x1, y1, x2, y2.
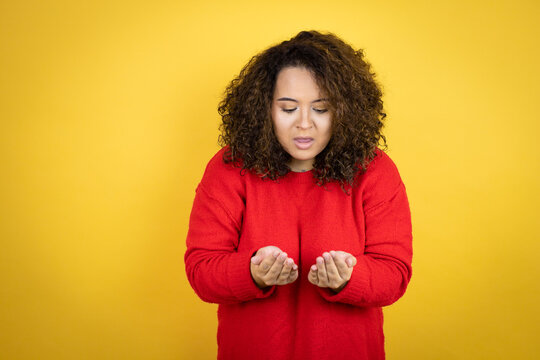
(293, 137, 314, 149)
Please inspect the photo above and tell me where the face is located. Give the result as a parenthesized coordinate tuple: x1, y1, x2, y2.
(271, 66, 332, 172)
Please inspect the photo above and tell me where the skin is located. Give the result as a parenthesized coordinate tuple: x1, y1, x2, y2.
(250, 246, 299, 288)
(251, 248, 357, 293)
(270, 66, 332, 172)
(307, 250, 357, 293)
(249, 66, 357, 292)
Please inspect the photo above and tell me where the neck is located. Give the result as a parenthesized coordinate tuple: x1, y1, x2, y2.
(288, 160, 314, 172)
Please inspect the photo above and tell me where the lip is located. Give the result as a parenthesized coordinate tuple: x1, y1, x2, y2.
(293, 137, 314, 150)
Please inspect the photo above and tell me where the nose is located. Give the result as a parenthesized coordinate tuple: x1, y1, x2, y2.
(296, 107, 313, 129)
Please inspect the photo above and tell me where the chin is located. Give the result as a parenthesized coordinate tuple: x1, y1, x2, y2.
(289, 151, 315, 160)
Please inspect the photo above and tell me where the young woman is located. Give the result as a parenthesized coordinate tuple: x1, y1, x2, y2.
(184, 30, 413, 360)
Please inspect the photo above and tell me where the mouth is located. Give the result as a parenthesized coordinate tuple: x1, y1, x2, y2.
(294, 137, 314, 142)
(293, 137, 314, 150)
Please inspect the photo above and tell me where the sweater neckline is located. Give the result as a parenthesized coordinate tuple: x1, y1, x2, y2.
(285, 169, 315, 184)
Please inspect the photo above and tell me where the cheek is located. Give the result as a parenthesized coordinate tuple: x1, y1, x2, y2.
(322, 118, 333, 139)
(272, 114, 289, 134)
(271, 107, 281, 126)
(270, 118, 286, 143)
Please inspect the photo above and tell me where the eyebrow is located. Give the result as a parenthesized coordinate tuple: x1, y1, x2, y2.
(276, 97, 328, 103)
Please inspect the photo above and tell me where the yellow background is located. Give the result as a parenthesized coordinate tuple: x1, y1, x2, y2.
(1, 0, 539, 359)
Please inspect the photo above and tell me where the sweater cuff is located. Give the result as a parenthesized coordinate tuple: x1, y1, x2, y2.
(316, 256, 370, 304)
(227, 247, 277, 301)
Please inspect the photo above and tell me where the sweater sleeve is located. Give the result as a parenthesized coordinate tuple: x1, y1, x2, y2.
(316, 151, 413, 307)
(184, 151, 276, 305)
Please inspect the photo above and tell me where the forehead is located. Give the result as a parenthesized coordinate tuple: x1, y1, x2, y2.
(273, 66, 324, 99)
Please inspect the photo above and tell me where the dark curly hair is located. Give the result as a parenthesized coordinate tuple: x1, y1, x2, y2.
(217, 30, 388, 195)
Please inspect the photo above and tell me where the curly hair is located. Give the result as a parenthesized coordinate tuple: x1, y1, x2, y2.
(217, 30, 388, 195)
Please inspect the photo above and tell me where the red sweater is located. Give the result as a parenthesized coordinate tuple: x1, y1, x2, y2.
(184, 146, 413, 360)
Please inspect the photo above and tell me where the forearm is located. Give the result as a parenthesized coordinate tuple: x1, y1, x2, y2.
(185, 247, 276, 305)
(318, 181, 413, 307)
(317, 254, 411, 307)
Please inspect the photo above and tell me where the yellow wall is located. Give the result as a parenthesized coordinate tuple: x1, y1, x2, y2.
(1, 0, 539, 358)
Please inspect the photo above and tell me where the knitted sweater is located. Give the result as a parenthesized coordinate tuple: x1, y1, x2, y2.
(184, 146, 413, 360)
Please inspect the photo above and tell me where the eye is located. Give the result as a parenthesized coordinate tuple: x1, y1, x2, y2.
(281, 107, 328, 114)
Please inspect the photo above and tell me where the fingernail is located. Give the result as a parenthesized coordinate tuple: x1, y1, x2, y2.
(330, 250, 336, 256)
(273, 251, 280, 258)
(317, 257, 323, 264)
(293, 264, 298, 270)
(251, 256, 258, 264)
(323, 253, 330, 260)
(347, 259, 352, 266)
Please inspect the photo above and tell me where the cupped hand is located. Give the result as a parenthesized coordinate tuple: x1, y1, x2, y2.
(308, 250, 357, 292)
(250, 246, 298, 288)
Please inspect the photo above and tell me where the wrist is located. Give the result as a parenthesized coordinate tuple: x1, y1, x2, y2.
(250, 266, 267, 289)
(331, 281, 348, 294)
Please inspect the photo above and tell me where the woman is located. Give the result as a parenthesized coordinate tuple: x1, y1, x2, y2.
(184, 30, 413, 360)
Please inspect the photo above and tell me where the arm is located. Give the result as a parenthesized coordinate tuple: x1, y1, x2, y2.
(316, 181, 413, 307)
(184, 184, 276, 305)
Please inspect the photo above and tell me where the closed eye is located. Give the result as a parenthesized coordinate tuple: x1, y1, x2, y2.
(281, 108, 328, 114)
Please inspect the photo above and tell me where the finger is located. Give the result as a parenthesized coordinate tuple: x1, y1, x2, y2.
(308, 265, 318, 285)
(333, 251, 357, 267)
(285, 259, 298, 283)
(316, 256, 328, 287)
(259, 250, 280, 274)
(332, 252, 351, 279)
(276, 258, 293, 285)
(323, 252, 342, 283)
(288, 267, 299, 282)
(264, 252, 287, 282)
(251, 254, 263, 265)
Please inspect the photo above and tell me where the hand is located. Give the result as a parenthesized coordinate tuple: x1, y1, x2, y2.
(308, 250, 357, 293)
(250, 246, 299, 288)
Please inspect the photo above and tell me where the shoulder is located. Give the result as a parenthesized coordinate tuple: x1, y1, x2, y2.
(197, 145, 246, 198)
(201, 146, 238, 178)
(192, 146, 246, 230)
(355, 148, 405, 208)
(361, 148, 403, 186)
